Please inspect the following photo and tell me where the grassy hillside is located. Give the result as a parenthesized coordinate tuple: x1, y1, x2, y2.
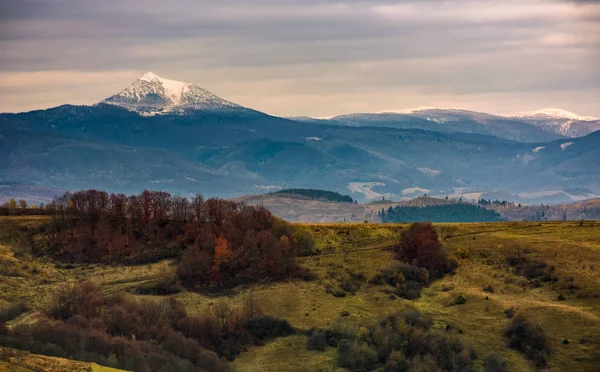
(0, 346, 127, 372)
(1, 217, 599, 371)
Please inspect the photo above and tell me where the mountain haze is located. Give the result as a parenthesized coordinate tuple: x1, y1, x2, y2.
(1, 72, 599, 204)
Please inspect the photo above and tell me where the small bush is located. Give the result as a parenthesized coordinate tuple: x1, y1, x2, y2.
(483, 285, 494, 293)
(504, 307, 517, 319)
(395, 280, 424, 300)
(455, 295, 467, 305)
(331, 310, 474, 371)
(246, 316, 294, 341)
(338, 339, 378, 371)
(50, 281, 103, 320)
(504, 312, 549, 367)
(340, 311, 350, 317)
(485, 353, 508, 372)
(457, 246, 470, 259)
(307, 330, 328, 351)
(403, 310, 433, 330)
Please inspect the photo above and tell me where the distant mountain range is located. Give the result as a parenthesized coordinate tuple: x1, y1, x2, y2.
(1, 72, 599, 205)
(295, 107, 600, 143)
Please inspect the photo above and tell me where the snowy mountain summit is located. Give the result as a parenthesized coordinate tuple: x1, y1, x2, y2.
(512, 108, 600, 138)
(514, 108, 598, 122)
(103, 71, 239, 114)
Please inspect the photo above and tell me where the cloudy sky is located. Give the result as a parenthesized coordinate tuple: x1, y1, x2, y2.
(1, 0, 599, 117)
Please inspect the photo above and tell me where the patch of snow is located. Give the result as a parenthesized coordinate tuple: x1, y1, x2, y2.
(139, 72, 189, 104)
(347, 182, 386, 200)
(560, 142, 574, 150)
(533, 146, 545, 153)
(417, 167, 440, 176)
(402, 187, 431, 195)
(514, 108, 598, 121)
(254, 185, 282, 191)
(518, 191, 562, 198)
(564, 192, 599, 201)
(305, 137, 322, 141)
(378, 106, 443, 114)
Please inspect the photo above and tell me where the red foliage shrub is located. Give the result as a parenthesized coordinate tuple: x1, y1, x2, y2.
(395, 222, 456, 278)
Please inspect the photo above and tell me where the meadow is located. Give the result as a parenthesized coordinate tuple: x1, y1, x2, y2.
(1, 217, 599, 371)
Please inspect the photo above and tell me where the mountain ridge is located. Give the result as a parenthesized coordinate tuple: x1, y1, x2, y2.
(1, 72, 599, 204)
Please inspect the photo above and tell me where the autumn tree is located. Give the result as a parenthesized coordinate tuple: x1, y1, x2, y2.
(396, 222, 455, 277)
(44, 189, 311, 287)
(171, 195, 190, 222)
(18, 200, 27, 209)
(191, 194, 205, 223)
(7, 198, 17, 209)
(213, 236, 232, 280)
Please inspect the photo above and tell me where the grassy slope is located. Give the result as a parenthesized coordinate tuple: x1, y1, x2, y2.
(1, 217, 599, 371)
(0, 346, 126, 372)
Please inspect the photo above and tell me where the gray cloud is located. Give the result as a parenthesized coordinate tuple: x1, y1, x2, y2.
(0, 0, 599, 117)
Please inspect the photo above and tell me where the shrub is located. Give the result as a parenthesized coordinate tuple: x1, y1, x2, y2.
(396, 222, 455, 277)
(483, 285, 494, 293)
(396, 280, 425, 300)
(338, 339, 378, 371)
(403, 310, 433, 330)
(504, 312, 549, 367)
(504, 307, 517, 319)
(307, 329, 328, 351)
(455, 295, 467, 305)
(50, 281, 104, 320)
(485, 353, 509, 372)
(245, 316, 294, 341)
(457, 246, 470, 259)
(384, 350, 408, 372)
(0, 281, 294, 371)
(328, 310, 474, 371)
(371, 262, 430, 299)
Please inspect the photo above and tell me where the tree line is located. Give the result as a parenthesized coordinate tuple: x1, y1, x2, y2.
(380, 204, 503, 223)
(271, 188, 356, 203)
(37, 189, 314, 288)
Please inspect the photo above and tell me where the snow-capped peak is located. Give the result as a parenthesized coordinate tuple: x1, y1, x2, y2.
(514, 108, 598, 121)
(102, 71, 239, 114)
(137, 71, 189, 104)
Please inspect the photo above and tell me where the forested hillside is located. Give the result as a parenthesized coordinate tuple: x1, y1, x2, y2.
(380, 204, 503, 223)
(271, 189, 355, 203)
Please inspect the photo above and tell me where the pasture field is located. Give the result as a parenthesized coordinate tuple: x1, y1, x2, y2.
(1, 217, 599, 371)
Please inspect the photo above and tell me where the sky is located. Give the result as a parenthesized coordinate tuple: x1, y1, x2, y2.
(1, 0, 599, 117)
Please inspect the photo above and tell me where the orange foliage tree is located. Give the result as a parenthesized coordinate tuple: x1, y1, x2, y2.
(213, 235, 232, 281)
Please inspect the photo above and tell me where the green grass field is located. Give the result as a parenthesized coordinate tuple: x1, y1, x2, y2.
(1, 217, 599, 371)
